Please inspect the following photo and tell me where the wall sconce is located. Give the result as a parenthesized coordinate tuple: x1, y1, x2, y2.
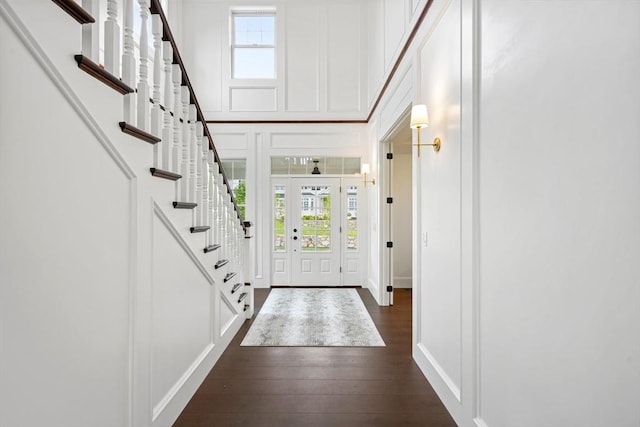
(410, 104, 440, 157)
(361, 163, 376, 186)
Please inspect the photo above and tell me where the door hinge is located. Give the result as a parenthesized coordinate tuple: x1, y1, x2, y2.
(340, 186, 342, 193)
(340, 226, 342, 233)
(340, 266, 342, 273)
(386, 241, 393, 248)
(386, 153, 393, 160)
(386, 197, 393, 204)
(386, 285, 393, 292)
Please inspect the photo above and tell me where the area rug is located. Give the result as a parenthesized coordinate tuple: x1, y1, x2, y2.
(240, 288, 386, 347)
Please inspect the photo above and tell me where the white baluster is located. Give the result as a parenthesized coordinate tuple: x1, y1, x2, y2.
(207, 154, 215, 246)
(82, 0, 100, 62)
(104, 0, 120, 75)
(216, 167, 223, 247)
(122, 0, 136, 124)
(195, 122, 204, 226)
(161, 41, 173, 171)
(171, 63, 182, 177)
(151, 14, 163, 139)
(137, 0, 150, 131)
(180, 87, 190, 202)
(188, 105, 198, 205)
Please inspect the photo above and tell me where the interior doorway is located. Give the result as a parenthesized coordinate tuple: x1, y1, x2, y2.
(380, 111, 413, 305)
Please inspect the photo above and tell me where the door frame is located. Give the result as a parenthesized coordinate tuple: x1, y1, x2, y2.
(270, 176, 365, 287)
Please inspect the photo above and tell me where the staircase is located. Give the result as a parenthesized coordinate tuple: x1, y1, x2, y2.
(0, 0, 252, 426)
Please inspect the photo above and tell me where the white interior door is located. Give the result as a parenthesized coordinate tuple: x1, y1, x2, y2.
(290, 177, 341, 285)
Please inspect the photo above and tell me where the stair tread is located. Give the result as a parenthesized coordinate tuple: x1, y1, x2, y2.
(119, 122, 161, 144)
(215, 259, 229, 269)
(150, 168, 181, 181)
(173, 201, 198, 209)
(52, 0, 95, 24)
(204, 244, 221, 253)
(74, 55, 133, 95)
(190, 225, 210, 233)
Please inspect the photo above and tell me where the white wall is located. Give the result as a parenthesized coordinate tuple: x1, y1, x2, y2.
(181, 0, 368, 120)
(0, 1, 248, 426)
(477, 1, 640, 425)
(371, 0, 640, 425)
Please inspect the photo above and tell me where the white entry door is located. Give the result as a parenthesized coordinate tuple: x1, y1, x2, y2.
(290, 177, 341, 285)
(271, 177, 364, 287)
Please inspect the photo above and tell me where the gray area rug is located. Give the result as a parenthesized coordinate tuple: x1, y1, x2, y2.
(241, 288, 386, 347)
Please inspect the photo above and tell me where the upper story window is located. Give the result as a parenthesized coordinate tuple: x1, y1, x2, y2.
(231, 11, 276, 79)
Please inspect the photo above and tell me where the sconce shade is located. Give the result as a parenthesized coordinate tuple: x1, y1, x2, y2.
(361, 163, 370, 175)
(410, 104, 429, 128)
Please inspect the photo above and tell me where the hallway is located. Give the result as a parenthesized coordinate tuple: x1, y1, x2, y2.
(174, 288, 456, 426)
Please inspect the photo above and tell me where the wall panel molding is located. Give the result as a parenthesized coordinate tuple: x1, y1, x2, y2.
(230, 87, 277, 112)
(0, 0, 135, 180)
(416, 342, 461, 402)
(152, 344, 214, 421)
(152, 201, 215, 286)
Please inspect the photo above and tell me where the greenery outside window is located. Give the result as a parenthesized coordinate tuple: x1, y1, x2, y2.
(221, 159, 246, 220)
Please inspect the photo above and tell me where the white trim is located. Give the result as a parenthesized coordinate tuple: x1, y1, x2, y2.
(152, 202, 215, 286)
(219, 295, 239, 336)
(152, 343, 214, 421)
(416, 342, 461, 402)
(0, 0, 135, 180)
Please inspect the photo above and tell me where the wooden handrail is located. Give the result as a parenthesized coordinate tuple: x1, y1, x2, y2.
(149, 0, 245, 229)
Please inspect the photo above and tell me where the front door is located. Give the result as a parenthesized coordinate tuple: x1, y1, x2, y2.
(290, 177, 341, 285)
(272, 177, 361, 286)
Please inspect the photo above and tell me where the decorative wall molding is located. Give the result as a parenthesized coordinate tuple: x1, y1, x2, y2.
(152, 201, 215, 286)
(152, 343, 214, 421)
(0, 0, 136, 180)
(416, 342, 461, 402)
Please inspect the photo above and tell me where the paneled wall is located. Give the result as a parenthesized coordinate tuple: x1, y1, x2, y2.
(211, 124, 367, 288)
(0, 2, 248, 426)
(370, 0, 640, 426)
(180, 0, 367, 120)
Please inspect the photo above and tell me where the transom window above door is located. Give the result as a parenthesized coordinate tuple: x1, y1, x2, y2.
(271, 157, 361, 175)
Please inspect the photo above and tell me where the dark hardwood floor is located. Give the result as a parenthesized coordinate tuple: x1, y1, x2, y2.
(173, 288, 456, 426)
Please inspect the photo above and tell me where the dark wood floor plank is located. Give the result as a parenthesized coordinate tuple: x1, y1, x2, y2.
(173, 288, 456, 427)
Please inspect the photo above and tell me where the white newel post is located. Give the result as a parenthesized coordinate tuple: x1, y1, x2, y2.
(82, 0, 100, 62)
(104, 0, 121, 75)
(137, 0, 150, 132)
(188, 105, 198, 205)
(180, 87, 190, 202)
(161, 41, 173, 171)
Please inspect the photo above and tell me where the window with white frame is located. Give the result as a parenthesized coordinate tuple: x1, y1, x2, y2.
(231, 11, 276, 79)
(221, 159, 247, 219)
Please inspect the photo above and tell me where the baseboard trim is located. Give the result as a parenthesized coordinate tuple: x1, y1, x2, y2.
(152, 312, 245, 426)
(413, 342, 465, 426)
(152, 343, 214, 422)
